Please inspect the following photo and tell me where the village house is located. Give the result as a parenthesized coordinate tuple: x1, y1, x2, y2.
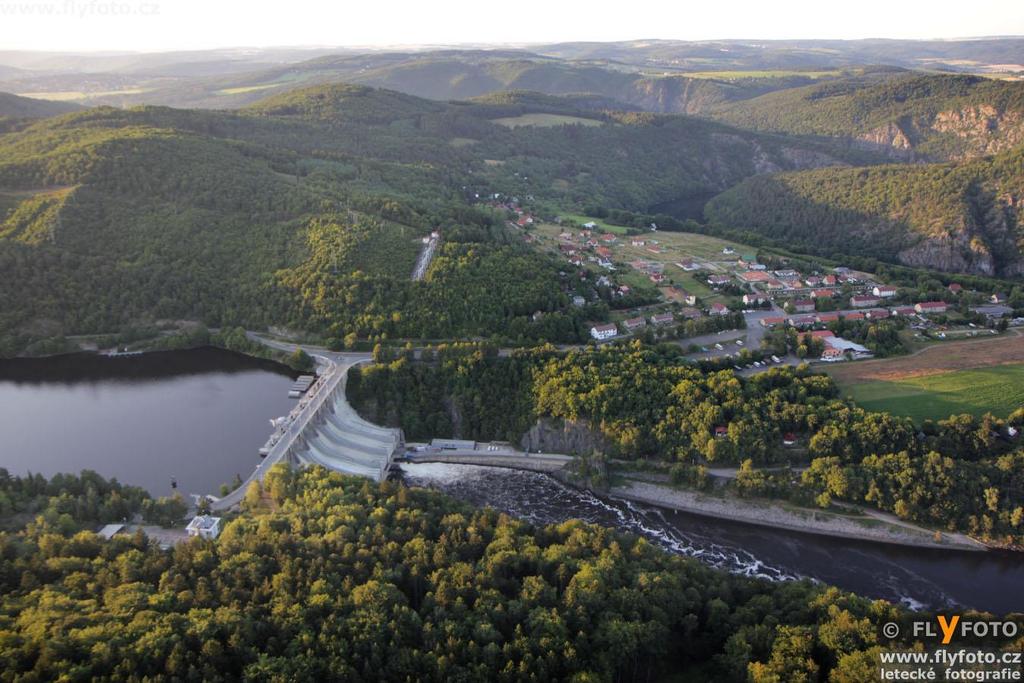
(595, 246, 613, 259)
(816, 312, 840, 323)
(678, 290, 698, 306)
(600, 233, 617, 243)
(823, 275, 838, 286)
(649, 273, 665, 284)
(872, 285, 897, 298)
(675, 260, 699, 271)
(788, 315, 817, 328)
(820, 347, 845, 362)
(810, 288, 834, 299)
(991, 292, 1008, 304)
(915, 301, 948, 315)
(760, 316, 787, 328)
(850, 294, 880, 308)
(791, 299, 815, 313)
(186, 515, 222, 540)
(651, 312, 675, 326)
(764, 279, 786, 292)
(623, 317, 646, 332)
(707, 274, 732, 286)
(844, 312, 865, 321)
(774, 269, 799, 279)
(590, 323, 618, 341)
(631, 239, 646, 247)
(867, 308, 890, 319)
(892, 306, 918, 317)
(808, 329, 834, 340)
(742, 293, 766, 305)
(948, 283, 963, 293)
(804, 276, 822, 287)
(709, 302, 730, 316)
(678, 307, 703, 320)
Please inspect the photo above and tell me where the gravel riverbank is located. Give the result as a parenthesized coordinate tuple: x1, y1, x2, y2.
(610, 480, 987, 552)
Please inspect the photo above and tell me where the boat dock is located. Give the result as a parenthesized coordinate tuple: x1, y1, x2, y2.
(288, 374, 317, 398)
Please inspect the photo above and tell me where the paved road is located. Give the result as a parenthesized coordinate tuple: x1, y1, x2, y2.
(210, 336, 373, 511)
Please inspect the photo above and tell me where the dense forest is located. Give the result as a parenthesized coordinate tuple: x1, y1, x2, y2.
(704, 145, 1024, 277)
(0, 463, 930, 681)
(710, 72, 1024, 160)
(350, 343, 1024, 545)
(0, 84, 857, 356)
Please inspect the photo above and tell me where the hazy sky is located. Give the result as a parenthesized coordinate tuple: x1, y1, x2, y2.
(0, 0, 1022, 52)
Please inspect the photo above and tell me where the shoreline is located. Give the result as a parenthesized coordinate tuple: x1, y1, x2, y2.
(404, 456, 992, 552)
(607, 479, 988, 552)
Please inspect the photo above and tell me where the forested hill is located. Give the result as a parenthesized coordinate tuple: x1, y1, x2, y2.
(0, 92, 82, 131)
(0, 464, 906, 681)
(705, 146, 1024, 277)
(0, 83, 851, 355)
(708, 72, 1024, 161)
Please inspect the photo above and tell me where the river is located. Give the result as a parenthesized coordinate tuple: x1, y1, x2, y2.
(402, 462, 1024, 614)
(2, 348, 1021, 614)
(0, 347, 297, 498)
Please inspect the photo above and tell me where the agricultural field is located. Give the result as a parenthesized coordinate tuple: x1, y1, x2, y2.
(827, 331, 1024, 421)
(491, 113, 605, 128)
(841, 365, 1024, 422)
(680, 69, 844, 80)
(16, 88, 150, 101)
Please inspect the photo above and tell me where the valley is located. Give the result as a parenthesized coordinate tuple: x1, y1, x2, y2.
(2, 31, 1024, 683)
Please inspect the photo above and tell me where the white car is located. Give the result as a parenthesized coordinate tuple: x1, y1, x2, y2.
(714, 343, 724, 350)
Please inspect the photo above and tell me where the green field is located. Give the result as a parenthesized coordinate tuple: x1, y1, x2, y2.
(842, 364, 1024, 422)
(491, 113, 604, 128)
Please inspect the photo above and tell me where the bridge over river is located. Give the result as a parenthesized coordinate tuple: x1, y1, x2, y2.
(210, 342, 403, 511)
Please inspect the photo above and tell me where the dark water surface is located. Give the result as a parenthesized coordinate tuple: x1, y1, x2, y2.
(0, 347, 296, 497)
(403, 463, 1024, 614)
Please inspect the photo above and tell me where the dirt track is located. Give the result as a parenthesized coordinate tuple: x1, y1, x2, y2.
(826, 329, 1024, 383)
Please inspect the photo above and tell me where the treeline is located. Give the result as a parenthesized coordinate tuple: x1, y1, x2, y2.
(0, 464, 915, 681)
(0, 468, 189, 532)
(350, 342, 1024, 544)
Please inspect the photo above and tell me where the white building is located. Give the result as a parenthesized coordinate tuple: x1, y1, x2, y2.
(873, 285, 897, 298)
(590, 323, 618, 341)
(186, 515, 222, 540)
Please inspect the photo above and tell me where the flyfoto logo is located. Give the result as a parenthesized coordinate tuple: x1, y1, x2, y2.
(904, 616, 1021, 644)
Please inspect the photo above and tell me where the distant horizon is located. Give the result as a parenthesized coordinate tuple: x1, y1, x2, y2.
(1, 34, 1024, 58)
(1, 0, 1022, 53)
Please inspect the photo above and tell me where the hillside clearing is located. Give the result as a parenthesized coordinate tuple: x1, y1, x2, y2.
(491, 113, 604, 128)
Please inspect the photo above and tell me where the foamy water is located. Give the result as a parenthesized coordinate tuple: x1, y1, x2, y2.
(400, 463, 994, 612)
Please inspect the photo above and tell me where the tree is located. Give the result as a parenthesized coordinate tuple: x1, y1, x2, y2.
(287, 348, 314, 372)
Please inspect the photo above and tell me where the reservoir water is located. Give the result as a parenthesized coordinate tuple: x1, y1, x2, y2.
(0, 347, 296, 498)
(2, 348, 1021, 614)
